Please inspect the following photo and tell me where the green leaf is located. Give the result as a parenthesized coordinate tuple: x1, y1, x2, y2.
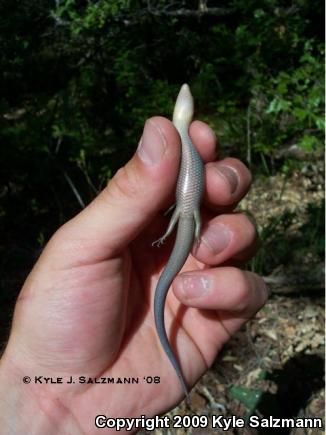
(315, 117, 325, 130)
(254, 9, 265, 19)
(266, 98, 291, 114)
(293, 107, 308, 121)
(229, 385, 263, 411)
(298, 135, 318, 151)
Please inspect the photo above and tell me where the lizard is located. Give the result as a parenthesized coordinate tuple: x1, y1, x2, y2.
(153, 84, 205, 399)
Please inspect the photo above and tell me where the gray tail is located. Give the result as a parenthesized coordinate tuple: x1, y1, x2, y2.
(154, 217, 195, 398)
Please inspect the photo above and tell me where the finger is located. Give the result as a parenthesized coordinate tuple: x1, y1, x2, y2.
(174, 267, 268, 313)
(193, 213, 258, 265)
(173, 267, 268, 350)
(189, 120, 218, 162)
(204, 157, 252, 211)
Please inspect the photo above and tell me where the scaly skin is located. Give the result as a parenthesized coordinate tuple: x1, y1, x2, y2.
(153, 84, 205, 398)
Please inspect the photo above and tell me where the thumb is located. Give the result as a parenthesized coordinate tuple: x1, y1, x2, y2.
(50, 116, 181, 265)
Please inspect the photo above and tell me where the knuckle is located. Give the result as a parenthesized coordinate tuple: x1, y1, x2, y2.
(106, 166, 140, 201)
(46, 222, 77, 254)
(47, 223, 69, 248)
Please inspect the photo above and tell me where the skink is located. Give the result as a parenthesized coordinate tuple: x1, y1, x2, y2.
(153, 84, 205, 398)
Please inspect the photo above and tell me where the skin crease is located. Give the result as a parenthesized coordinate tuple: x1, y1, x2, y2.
(0, 116, 268, 435)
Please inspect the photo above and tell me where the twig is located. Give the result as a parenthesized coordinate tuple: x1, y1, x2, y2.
(246, 103, 252, 166)
(54, 136, 62, 155)
(199, 386, 226, 412)
(63, 171, 85, 209)
(263, 269, 325, 294)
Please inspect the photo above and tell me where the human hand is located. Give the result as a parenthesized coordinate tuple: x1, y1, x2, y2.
(0, 117, 267, 434)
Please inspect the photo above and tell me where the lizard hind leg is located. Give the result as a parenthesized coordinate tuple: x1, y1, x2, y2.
(163, 202, 176, 216)
(152, 207, 180, 247)
(194, 208, 202, 245)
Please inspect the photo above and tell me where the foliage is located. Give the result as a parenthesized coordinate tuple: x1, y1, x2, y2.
(249, 41, 324, 160)
(0, 0, 324, 275)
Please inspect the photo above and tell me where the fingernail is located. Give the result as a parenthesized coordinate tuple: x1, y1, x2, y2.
(177, 273, 212, 299)
(137, 120, 166, 165)
(201, 223, 231, 254)
(216, 165, 239, 193)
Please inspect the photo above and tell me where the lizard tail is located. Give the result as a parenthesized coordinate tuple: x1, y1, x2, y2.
(154, 217, 195, 399)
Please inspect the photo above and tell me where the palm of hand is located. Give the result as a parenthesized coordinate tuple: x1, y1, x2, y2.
(6, 216, 227, 427)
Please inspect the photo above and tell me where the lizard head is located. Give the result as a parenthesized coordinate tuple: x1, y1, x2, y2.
(172, 84, 194, 132)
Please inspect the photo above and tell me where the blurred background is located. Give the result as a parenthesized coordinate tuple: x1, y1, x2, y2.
(0, 0, 324, 430)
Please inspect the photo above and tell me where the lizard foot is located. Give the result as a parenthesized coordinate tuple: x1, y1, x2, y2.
(152, 237, 166, 247)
